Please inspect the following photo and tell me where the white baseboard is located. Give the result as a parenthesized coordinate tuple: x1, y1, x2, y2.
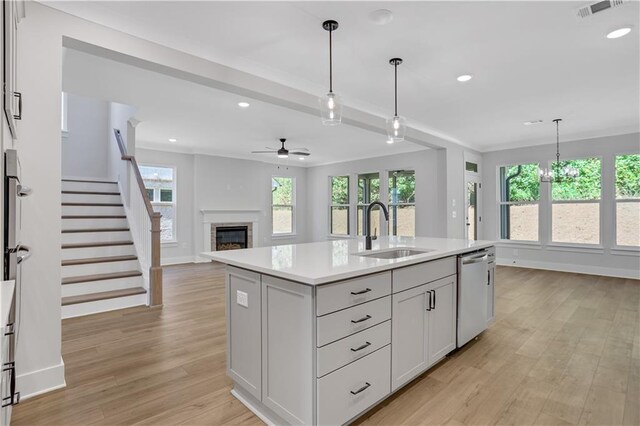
(17, 359, 66, 400)
(497, 258, 640, 280)
(161, 256, 197, 266)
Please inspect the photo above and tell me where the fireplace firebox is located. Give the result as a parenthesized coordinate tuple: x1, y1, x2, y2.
(215, 226, 249, 251)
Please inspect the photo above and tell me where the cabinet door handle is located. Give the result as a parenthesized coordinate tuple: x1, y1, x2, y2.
(432, 290, 436, 309)
(350, 288, 371, 296)
(426, 291, 432, 311)
(13, 92, 22, 120)
(350, 382, 371, 395)
(351, 315, 371, 324)
(350, 341, 371, 352)
(488, 270, 491, 285)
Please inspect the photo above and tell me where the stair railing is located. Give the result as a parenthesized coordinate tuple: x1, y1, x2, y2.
(113, 128, 163, 307)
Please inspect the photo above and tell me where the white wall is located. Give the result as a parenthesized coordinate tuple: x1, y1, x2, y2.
(136, 148, 309, 264)
(107, 101, 136, 204)
(482, 132, 640, 279)
(61, 93, 109, 179)
(306, 149, 445, 242)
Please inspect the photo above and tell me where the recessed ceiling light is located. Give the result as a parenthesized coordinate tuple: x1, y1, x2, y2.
(606, 27, 632, 39)
(457, 74, 473, 82)
(523, 120, 543, 126)
(238, 101, 250, 108)
(386, 138, 395, 144)
(369, 9, 393, 25)
(168, 138, 177, 143)
(299, 157, 305, 161)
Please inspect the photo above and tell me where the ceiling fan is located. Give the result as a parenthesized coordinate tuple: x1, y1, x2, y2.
(251, 139, 311, 159)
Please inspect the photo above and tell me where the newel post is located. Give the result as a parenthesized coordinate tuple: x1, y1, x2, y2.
(150, 212, 163, 307)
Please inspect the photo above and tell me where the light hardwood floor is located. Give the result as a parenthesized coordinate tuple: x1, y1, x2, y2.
(13, 263, 639, 425)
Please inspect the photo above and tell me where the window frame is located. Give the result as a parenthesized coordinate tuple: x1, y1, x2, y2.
(388, 169, 416, 237)
(613, 152, 640, 250)
(548, 156, 603, 248)
(329, 175, 350, 236)
(356, 171, 381, 236)
(495, 162, 541, 244)
(271, 176, 296, 237)
(140, 164, 178, 245)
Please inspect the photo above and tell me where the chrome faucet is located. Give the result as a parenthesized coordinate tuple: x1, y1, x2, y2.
(365, 201, 390, 250)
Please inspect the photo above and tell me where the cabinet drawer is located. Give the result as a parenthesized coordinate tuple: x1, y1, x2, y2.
(393, 257, 456, 294)
(317, 320, 391, 378)
(317, 345, 391, 426)
(317, 296, 391, 347)
(316, 272, 391, 317)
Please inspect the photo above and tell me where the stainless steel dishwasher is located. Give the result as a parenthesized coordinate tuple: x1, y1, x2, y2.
(457, 249, 489, 347)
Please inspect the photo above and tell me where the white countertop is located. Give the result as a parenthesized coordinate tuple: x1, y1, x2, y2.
(202, 237, 495, 285)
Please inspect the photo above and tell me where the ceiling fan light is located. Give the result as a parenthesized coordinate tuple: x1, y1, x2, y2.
(277, 153, 289, 159)
(386, 115, 406, 142)
(319, 91, 343, 126)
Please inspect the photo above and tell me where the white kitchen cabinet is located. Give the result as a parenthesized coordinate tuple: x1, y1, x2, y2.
(391, 284, 429, 391)
(427, 276, 457, 365)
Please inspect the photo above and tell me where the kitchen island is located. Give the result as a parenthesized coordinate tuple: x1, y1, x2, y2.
(203, 237, 495, 426)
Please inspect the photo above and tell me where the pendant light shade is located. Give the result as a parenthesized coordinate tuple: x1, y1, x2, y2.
(386, 58, 406, 143)
(320, 20, 341, 126)
(539, 119, 578, 183)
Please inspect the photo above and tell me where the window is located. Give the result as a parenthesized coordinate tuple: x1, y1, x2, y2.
(465, 161, 478, 173)
(356, 173, 380, 236)
(330, 176, 349, 235)
(615, 154, 640, 247)
(272, 177, 294, 235)
(551, 158, 601, 245)
(388, 170, 416, 237)
(498, 163, 539, 241)
(140, 165, 176, 243)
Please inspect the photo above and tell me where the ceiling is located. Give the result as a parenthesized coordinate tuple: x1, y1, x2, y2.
(63, 48, 426, 166)
(50, 1, 639, 151)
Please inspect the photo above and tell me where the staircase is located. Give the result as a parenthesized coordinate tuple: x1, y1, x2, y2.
(61, 178, 148, 318)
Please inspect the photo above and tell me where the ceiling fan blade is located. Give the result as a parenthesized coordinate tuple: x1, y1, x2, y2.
(251, 151, 276, 154)
(290, 151, 311, 156)
(289, 147, 309, 152)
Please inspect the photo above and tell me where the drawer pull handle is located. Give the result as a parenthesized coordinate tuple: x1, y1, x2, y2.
(350, 288, 372, 296)
(351, 315, 371, 324)
(350, 382, 371, 395)
(350, 341, 372, 352)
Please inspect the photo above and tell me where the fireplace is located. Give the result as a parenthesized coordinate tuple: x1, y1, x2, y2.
(213, 224, 251, 251)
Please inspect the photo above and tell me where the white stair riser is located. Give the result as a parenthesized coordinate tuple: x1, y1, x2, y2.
(62, 244, 135, 260)
(62, 275, 143, 298)
(62, 205, 125, 216)
(62, 260, 140, 278)
(62, 218, 128, 230)
(62, 181, 119, 192)
(62, 193, 122, 204)
(62, 231, 132, 245)
(62, 293, 147, 319)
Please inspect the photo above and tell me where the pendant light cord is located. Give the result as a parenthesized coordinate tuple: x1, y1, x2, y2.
(394, 62, 398, 116)
(329, 29, 333, 93)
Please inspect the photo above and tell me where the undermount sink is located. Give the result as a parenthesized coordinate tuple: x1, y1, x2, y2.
(356, 248, 434, 260)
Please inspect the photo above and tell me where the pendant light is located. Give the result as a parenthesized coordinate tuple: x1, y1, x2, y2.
(319, 20, 342, 126)
(386, 58, 406, 143)
(539, 119, 578, 183)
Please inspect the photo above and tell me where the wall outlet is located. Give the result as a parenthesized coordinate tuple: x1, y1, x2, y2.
(452, 211, 457, 218)
(452, 199, 456, 207)
(236, 290, 248, 308)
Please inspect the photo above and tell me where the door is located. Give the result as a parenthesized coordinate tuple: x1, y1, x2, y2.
(465, 177, 481, 241)
(391, 284, 428, 391)
(427, 277, 457, 366)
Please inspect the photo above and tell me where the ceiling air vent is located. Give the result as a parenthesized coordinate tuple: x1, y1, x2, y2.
(576, 0, 626, 19)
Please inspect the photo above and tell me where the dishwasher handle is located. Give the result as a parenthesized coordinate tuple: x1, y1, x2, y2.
(461, 253, 488, 265)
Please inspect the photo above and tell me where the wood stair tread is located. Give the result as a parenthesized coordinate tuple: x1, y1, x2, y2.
(62, 270, 143, 285)
(62, 228, 130, 233)
(61, 287, 147, 306)
(62, 190, 120, 195)
(62, 240, 133, 249)
(62, 215, 126, 219)
(62, 202, 124, 207)
(62, 255, 138, 266)
(62, 179, 118, 184)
